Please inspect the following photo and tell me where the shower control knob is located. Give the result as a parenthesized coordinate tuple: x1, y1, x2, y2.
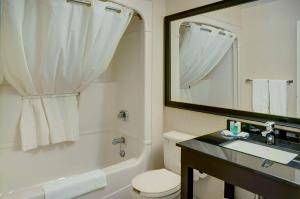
(118, 110, 129, 121)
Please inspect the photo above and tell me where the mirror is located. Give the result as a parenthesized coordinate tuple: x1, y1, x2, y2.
(165, 0, 300, 124)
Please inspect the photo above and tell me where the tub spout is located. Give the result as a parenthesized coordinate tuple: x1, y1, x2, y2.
(112, 137, 125, 145)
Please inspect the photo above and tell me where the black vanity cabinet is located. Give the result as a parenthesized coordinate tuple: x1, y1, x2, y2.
(177, 132, 300, 199)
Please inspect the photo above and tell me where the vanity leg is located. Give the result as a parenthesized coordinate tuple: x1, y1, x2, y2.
(181, 166, 194, 199)
(224, 182, 235, 199)
(181, 152, 194, 199)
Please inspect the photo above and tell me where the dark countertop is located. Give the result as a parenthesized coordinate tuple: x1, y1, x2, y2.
(177, 131, 300, 186)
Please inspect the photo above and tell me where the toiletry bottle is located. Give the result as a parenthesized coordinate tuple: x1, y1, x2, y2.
(233, 123, 238, 135)
(230, 121, 235, 133)
(236, 122, 241, 134)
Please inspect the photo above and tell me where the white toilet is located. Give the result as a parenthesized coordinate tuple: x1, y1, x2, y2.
(131, 131, 203, 199)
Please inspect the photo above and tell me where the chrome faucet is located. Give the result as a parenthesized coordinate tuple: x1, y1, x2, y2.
(261, 121, 275, 145)
(112, 137, 126, 158)
(112, 137, 125, 145)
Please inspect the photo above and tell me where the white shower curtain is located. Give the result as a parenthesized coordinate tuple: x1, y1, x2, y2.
(179, 23, 236, 102)
(0, 0, 133, 151)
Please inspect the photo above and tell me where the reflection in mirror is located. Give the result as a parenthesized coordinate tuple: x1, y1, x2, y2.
(178, 22, 238, 109)
(170, 0, 300, 118)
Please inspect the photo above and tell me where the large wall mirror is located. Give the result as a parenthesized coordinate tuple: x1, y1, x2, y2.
(165, 0, 300, 126)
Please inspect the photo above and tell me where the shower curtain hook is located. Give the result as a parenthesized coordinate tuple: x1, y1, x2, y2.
(66, 0, 92, 7)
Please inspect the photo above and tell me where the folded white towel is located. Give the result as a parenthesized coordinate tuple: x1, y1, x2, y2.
(269, 80, 288, 116)
(252, 79, 269, 114)
(42, 170, 107, 199)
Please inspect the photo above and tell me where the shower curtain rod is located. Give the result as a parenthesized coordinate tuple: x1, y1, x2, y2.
(181, 22, 231, 33)
(66, 0, 142, 19)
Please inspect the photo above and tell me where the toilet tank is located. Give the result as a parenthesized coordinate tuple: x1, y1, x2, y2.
(163, 131, 196, 174)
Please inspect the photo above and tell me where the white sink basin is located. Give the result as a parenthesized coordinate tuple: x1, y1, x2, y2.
(222, 140, 298, 164)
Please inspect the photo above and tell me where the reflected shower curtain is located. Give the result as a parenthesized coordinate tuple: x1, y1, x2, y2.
(179, 23, 236, 102)
(0, 0, 133, 151)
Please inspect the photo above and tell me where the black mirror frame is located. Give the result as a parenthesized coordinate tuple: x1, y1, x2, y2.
(164, 0, 300, 128)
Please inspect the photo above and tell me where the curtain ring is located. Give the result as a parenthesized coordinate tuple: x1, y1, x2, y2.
(105, 6, 122, 13)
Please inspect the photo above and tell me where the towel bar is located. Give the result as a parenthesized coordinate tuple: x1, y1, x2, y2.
(246, 79, 293, 84)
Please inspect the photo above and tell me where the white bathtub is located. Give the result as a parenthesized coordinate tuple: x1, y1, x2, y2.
(0, 144, 151, 199)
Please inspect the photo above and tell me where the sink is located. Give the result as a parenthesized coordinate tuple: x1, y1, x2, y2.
(222, 140, 298, 164)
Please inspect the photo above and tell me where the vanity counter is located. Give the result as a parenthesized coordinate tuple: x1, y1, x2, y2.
(177, 131, 300, 199)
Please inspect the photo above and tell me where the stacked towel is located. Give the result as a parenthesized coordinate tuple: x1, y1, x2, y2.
(269, 80, 288, 116)
(252, 79, 288, 116)
(252, 79, 269, 114)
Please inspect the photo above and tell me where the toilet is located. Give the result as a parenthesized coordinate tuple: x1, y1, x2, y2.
(131, 131, 203, 199)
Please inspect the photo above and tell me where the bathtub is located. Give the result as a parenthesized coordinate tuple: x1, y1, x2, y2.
(0, 143, 151, 199)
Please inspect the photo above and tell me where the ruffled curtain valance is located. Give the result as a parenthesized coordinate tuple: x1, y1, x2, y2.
(0, 0, 133, 151)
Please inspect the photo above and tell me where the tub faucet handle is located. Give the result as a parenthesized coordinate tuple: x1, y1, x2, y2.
(112, 137, 125, 145)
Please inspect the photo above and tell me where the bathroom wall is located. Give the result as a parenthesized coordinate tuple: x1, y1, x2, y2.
(150, 0, 166, 169)
(239, 0, 300, 117)
(163, 1, 231, 198)
(0, 15, 145, 194)
(108, 16, 145, 166)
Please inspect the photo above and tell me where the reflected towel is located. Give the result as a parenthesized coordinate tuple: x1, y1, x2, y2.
(252, 79, 269, 113)
(269, 80, 288, 116)
(42, 170, 107, 199)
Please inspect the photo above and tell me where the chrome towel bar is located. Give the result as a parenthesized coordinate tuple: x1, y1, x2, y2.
(246, 79, 293, 85)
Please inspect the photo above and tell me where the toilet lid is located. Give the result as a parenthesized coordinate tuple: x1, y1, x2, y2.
(132, 169, 181, 198)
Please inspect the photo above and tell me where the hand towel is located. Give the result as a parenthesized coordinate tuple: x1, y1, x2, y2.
(252, 79, 269, 113)
(269, 80, 288, 116)
(42, 169, 107, 199)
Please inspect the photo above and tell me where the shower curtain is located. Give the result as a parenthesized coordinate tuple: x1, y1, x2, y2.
(0, 0, 133, 151)
(179, 23, 236, 102)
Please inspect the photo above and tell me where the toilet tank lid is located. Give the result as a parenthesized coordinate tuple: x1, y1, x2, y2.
(163, 131, 196, 142)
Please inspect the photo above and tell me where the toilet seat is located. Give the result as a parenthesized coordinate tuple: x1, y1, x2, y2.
(132, 169, 180, 198)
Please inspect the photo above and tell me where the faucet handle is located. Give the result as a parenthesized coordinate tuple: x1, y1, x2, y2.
(264, 121, 275, 131)
(261, 121, 275, 137)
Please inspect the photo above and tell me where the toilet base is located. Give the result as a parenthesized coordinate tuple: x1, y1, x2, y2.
(130, 189, 180, 199)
